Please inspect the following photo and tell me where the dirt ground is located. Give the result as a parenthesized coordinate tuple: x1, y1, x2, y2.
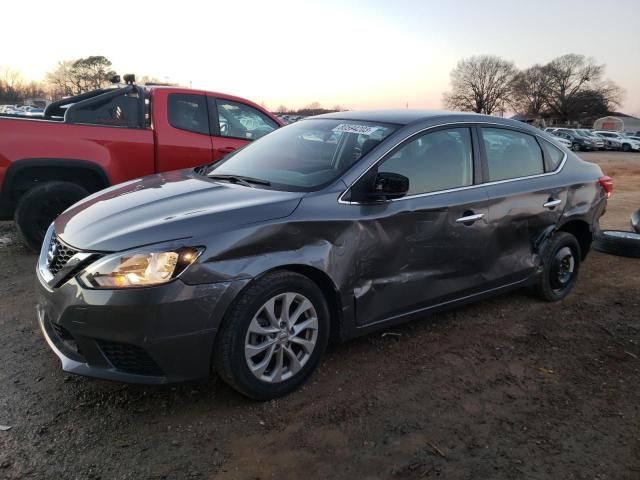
(0, 151, 639, 480)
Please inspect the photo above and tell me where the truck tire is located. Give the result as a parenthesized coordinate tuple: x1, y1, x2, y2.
(14, 181, 88, 251)
(631, 209, 640, 234)
(593, 230, 640, 259)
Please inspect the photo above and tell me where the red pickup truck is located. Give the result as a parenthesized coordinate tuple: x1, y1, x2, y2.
(0, 81, 283, 249)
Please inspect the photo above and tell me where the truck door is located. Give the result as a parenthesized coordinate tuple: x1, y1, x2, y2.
(154, 91, 214, 172)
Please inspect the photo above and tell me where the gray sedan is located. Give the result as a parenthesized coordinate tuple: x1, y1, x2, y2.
(36, 110, 609, 399)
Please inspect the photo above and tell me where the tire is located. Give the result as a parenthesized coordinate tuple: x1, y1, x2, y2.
(631, 209, 640, 234)
(534, 232, 582, 302)
(593, 230, 640, 258)
(213, 270, 330, 400)
(621, 143, 631, 152)
(571, 143, 581, 152)
(14, 181, 89, 251)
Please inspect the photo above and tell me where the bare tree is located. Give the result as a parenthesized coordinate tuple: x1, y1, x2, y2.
(443, 55, 517, 115)
(544, 54, 623, 122)
(45, 56, 116, 96)
(510, 65, 550, 115)
(275, 104, 290, 113)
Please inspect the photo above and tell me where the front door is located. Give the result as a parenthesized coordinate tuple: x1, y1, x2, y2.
(351, 126, 493, 326)
(208, 97, 280, 162)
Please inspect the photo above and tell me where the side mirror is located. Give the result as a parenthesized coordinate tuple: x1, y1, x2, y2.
(350, 171, 409, 202)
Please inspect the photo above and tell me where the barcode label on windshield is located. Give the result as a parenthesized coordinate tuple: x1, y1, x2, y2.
(332, 124, 379, 135)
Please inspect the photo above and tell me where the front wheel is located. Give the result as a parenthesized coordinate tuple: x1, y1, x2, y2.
(571, 143, 581, 152)
(534, 232, 582, 302)
(621, 143, 631, 152)
(213, 271, 330, 400)
(14, 181, 89, 251)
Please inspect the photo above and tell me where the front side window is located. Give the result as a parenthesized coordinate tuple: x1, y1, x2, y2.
(215, 99, 278, 140)
(167, 93, 209, 135)
(378, 128, 473, 195)
(208, 119, 397, 191)
(481, 128, 544, 181)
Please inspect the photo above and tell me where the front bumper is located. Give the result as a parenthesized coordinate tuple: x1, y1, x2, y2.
(36, 268, 248, 384)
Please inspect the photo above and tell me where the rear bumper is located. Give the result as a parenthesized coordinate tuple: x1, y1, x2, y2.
(36, 268, 248, 384)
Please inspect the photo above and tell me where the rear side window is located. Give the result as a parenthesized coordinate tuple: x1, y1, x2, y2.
(481, 128, 544, 181)
(540, 139, 565, 171)
(378, 127, 474, 195)
(167, 94, 209, 135)
(215, 99, 278, 140)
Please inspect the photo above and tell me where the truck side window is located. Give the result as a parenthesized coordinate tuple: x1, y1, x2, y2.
(168, 94, 209, 135)
(215, 99, 278, 140)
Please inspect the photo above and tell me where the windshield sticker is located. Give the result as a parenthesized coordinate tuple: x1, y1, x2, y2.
(332, 124, 379, 135)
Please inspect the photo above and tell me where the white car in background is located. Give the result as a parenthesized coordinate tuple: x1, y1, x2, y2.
(550, 133, 572, 148)
(594, 131, 640, 152)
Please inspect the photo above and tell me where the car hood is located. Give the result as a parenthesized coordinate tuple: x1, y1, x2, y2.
(55, 169, 304, 252)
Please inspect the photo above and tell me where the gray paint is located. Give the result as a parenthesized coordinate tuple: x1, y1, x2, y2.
(38, 111, 607, 383)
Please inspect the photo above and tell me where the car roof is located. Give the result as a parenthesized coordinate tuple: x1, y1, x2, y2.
(309, 109, 531, 130)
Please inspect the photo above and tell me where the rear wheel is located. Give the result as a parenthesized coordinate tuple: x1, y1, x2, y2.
(213, 271, 330, 400)
(534, 232, 581, 302)
(14, 181, 88, 251)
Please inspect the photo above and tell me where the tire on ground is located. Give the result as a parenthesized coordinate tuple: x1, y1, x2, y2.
(631, 209, 640, 234)
(14, 181, 89, 251)
(213, 270, 330, 401)
(534, 231, 582, 302)
(593, 230, 640, 259)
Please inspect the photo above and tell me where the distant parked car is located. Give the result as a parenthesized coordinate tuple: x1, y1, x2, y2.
(594, 131, 640, 152)
(554, 131, 598, 151)
(551, 133, 572, 148)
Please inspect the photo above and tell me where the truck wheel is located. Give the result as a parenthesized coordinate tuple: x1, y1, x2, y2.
(534, 232, 581, 302)
(14, 181, 89, 251)
(213, 270, 330, 400)
(593, 230, 640, 259)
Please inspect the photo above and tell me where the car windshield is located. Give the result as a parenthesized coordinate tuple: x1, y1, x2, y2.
(208, 119, 398, 191)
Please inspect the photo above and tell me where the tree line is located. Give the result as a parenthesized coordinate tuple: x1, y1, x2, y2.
(0, 56, 170, 104)
(443, 54, 623, 122)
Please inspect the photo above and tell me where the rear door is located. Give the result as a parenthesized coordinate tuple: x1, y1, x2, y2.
(208, 97, 280, 161)
(154, 91, 214, 172)
(351, 126, 494, 326)
(480, 126, 567, 285)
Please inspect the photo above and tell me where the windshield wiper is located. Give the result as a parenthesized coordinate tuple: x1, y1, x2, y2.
(208, 174, 271, 187)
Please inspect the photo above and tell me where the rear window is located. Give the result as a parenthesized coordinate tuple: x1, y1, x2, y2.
(65, 93, 141, 127)
(167, 93, 209, 135)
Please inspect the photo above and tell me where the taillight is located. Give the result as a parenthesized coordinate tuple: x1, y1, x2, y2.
(598, 176, 613, 198)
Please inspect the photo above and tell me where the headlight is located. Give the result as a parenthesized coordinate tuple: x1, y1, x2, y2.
(79, 246, 203, 289)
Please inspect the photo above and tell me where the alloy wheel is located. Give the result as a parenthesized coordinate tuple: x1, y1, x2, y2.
(244, 292, 318, 383)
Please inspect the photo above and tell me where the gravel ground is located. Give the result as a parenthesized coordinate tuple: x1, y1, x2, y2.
(0, 152, 639, 480)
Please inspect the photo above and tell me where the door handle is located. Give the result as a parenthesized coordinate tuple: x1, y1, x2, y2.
(543, 199, 562, 208)
(217, 146, 236, 154)
(455, 213, 485, 224)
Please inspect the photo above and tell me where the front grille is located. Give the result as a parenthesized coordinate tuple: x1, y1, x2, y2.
(47, 235, 79, 276)
(96, 339, 164, 376)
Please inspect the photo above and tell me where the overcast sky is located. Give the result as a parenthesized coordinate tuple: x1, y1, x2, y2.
(3, 0, 639, 114)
